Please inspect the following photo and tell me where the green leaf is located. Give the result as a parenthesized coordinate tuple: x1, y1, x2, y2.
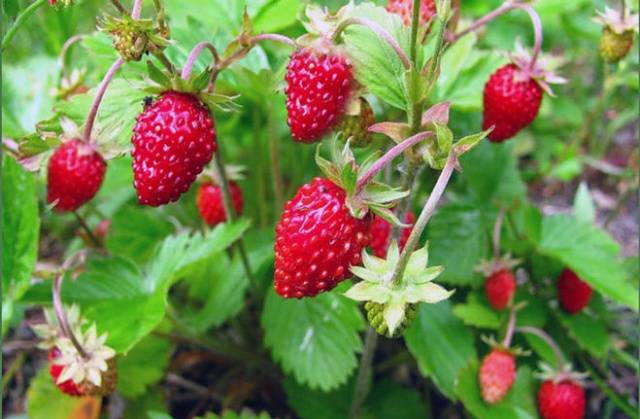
(455, 362, 538, 419)
(2, 156, 39, 334)
(536, 214, 639, 310)
(453, 291, 501, 329)
(572, 182, 595, 224)
(343, 4, 411, 110)
(261, 286, 365, 391)
(427, 201, 489, 286)
(363, 379, 429, 419)
(555, 309, 610, 358)
(124, 389, 168, 419)
(460, 141, 526, 205)
(106, 206, 175, 265)
(283, 376, 351, 419)
(253, 0, 300, 32)
(404, 301, 477, 400)
(26, 366, 102, 419)
(117, 335, 171, 398)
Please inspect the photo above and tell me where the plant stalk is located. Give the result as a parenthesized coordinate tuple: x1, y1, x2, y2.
(181, 41, 220, 80)
(409, 0, 421, 63)
(449, 1, 514, 42)
(516, 326, 566, 369)
(73, 211, 102, 247)
(492, 208, 505, 259)
(268, 109, 284, 213)
(52, 275, 88, 359)
(1, 0, 47, 51)
(502, 306, 517, 347)
(252, 33, 296, 47)
(349, 327, 378, 419)
(82, 58, 124, 142)
(110, 0, 127, 14)
(388, 152, 457, 284)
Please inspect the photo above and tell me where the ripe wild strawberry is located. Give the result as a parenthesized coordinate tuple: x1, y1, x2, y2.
(386, 0, 436, 26)
(369, 211, 415, 258)
(557, 268, 593, 314)
(48, 347, 84, 396)
(485, 269, 516, 310)
(482, 64, 543, 142)
(132, 91, 216, 206)
(479, 348, 516, 404)
(274, 178, 371, 298)
(47, 139, 106, 212)
(196, 181, 243, 226)
(537, 379, 585, 419)
(285, 48, 354, 142)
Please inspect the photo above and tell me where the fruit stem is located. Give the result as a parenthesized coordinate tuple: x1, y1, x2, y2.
(110, 0, 127, 14)
(512, 3, 543, 71)
(448, 0, 514, 43)
(268, 109, 285, 213)
(58, 34, 84, 78)
(131, 0, 143, 19)
(1, 0, 47, 52)
(388, 152, 457, 285)
(251, 33, 296, 47)
(181, 41, 220, 80)
(492, 208, 505, 259)
(212, 147, 258, 295)
(52, 274, 89, 359)
(332, 17, 411, 70)
(516, 326, 566, 370)
(73, 211, 102, 248)
(409, 0, 421, 63)
(355, 131, 433, 194)
(501, 306, 517, 348)
(620, 0, 626, 20)
(349, 326, 378, 419)
(82, 58, 124, 143)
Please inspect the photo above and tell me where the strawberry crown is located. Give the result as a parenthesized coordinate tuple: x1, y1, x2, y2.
(481, 335, 529, 357)
(475, 253, 521, 277)
(508, 40, 567, 96)
(32, 305, 85, 350)
(594, 6, 639, 34)
(345, 241, 453, 336)
(535, 362, 588, 386)
(315, 137, 409, 225)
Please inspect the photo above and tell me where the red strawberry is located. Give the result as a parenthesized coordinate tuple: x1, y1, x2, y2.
(537, 379, 585, 419)
(485, 269, 516, 310)
(48, 347, 84, 396)
(274, 178, 371, 298)
(285, 49, 354, 142)
(482, 64, 543, 142)
(557, 268, 593, 314)
(479, 348, 516, 404)
(132, 91, 216, 206)
(369, 211, 415, 258)
(196, 181, 243, 226)
(47, 139, 106, 212)
(386, 0, 436, 26)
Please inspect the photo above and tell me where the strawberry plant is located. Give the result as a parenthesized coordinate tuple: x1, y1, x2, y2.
(2, 0, 638, 418)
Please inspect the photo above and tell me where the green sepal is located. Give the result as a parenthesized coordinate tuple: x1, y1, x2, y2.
(453, 127, 492, 155)
(191, 67, 211, 92)
(146, 60, 170, 87)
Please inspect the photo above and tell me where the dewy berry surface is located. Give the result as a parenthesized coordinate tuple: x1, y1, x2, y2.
(132, 91, 216, 206)
(47, 139, 106, 212)
(274, 178, 371, 298)
(483, 64, 543, 142)
(285, 49, 353, 142)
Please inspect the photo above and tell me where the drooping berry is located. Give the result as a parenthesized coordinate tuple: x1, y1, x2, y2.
(599, 27, 634, 63)
(48, 347, 84, 397)
(196, 181, 243, 226)
(285, 49, 354, 142)
(479, 348, 516, 404)
(485, 269, 516, 310)
(365, 301, 417, 338)
(557, 268, 593, 314)
(537, 379, 586, 419)
(482, 64, 543, 142)
(132, 91, 216, 206)
(47, 139, 106, 212)
(369, 211, 415, 258)
(386, 0, 436, 26)
(274, 178, 371, 298)
(48, 347, 117, 397)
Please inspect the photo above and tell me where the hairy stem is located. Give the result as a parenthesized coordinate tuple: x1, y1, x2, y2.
(409, 0, 421, 63)
(388, 152, 457, 284)
(332, 17, 411, 70)
(1, 0, 47, 51)
(349, 327, 378, 419)
(512, 3, 543, 70)
(59, 34, 84, 77)
(73, 211, 102, 247)
(52, 275, 88, 359)
(502, 306, 517, 347)
(356, 132, 432, 193)
(492, 208, 505, 259)
(82, 58, 124, 142)
(131, 0, 143, 19)
(516, 326, 566, 369)
(181, 41, 220, 80)
(252, 33, 296, 47)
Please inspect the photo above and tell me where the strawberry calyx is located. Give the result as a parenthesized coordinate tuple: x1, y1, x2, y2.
(594, 6, 639, 35)
(481, 335, 529, 357)
(345, 241, 452, 336)
(198, 164, 245, 186)
(475, 253, 521, 277)
(507, 40, 567, 97)
(99, 13, 170, 62)
(536, 362, 588, 386)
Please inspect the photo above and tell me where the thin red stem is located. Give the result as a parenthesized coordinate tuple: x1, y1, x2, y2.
(251, 33, 296, 47)
(516, 326, 566, 370)
(512, 3, 543, 71)
(52, 275, 88, 359)
(502, 306, 517, 348)
(450, 1, 514, 42)
(59, 34, 84, 77)
(131, 0, 143, 19)
(181, 41, 220, 80)
(356, 132, 432, 193)
(492, 208, 505, 259)
(333, 17, 411, 70)
(82, 58, 124, 143)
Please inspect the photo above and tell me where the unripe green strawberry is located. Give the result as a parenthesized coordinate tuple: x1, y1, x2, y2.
(364, 301, 417, 338)
(599, 27, 634, 62)
(338, 98, 375, 148)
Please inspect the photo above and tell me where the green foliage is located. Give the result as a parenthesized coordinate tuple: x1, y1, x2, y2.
(117, 334, 172, 398)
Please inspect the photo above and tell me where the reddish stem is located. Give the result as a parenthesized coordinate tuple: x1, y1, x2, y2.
(450, 1, 514, 42)
(52, 275, 88, 359)
(251, 33, 296, 47)
(356, 131, 432, 193)
(131, 0, 143, 19)
(332, 17, 411, 70)
(82, 58, 124, 143)
(492, 208, 505, 259)
(181, 41, 220, 80)
(59, 34, 84, 77)
(516, 326, 567, 370)
(502, 306, 517, 348)
(512, 3, 543, 71)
